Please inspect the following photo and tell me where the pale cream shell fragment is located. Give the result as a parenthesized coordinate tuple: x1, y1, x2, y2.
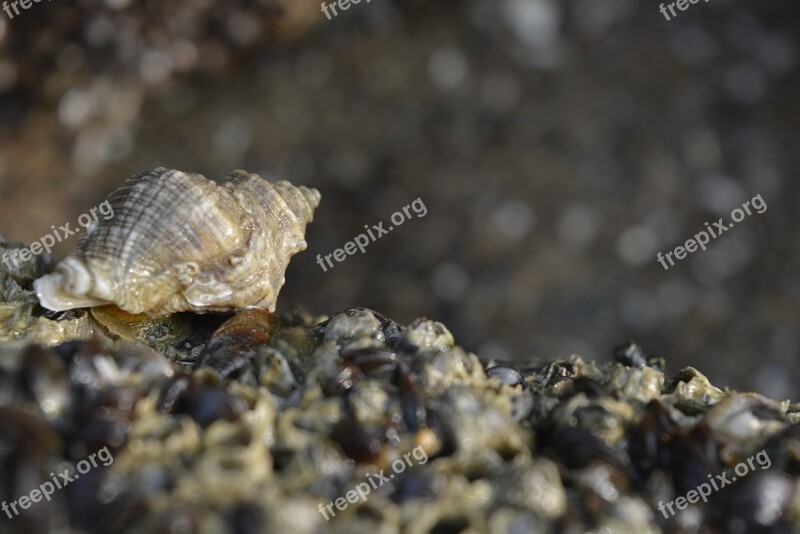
(34, 168, 320, 315)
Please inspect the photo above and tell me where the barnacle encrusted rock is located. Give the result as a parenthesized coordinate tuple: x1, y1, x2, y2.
(1, 237, 93, 346)
(1, 297, 800, 532)
(2, 233, 800, 532)
(34, 168, 320, 315)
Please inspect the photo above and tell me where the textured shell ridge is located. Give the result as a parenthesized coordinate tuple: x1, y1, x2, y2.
(33, 168, 320, 315)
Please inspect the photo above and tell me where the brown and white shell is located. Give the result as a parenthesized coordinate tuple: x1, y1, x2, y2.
(34, 168, 320, 315)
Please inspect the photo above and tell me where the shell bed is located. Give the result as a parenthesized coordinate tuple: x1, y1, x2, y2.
(1, 244, 800, 532)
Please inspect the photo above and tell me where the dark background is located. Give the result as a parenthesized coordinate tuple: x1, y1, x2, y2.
(0, 0, 798, 397)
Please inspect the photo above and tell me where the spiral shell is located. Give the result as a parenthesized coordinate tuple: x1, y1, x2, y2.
(34, 168, 320, 315)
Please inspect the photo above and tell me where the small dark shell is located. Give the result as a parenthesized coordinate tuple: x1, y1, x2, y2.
(73, 386, 139, 450)
(549, 426, 634, 480)
(613, 340, 649, 368)
(195, 309, 281, 382)
(324, 347, 400, 395)
(158, 373, 247, 428)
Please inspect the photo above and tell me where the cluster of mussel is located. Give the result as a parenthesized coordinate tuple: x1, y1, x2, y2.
(2, 305, 800, 532)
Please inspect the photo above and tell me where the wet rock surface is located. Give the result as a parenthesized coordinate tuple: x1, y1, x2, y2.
(1, 264, 799, 532)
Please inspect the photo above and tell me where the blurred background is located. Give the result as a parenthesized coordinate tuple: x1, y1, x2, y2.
(0, 0, 798, 397)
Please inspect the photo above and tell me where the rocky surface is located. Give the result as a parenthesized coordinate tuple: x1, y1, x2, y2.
(1, 1, 798, 396)
(1, 257, 799, 533)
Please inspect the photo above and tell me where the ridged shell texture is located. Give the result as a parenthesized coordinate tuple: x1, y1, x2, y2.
(34, 168, 320, 315)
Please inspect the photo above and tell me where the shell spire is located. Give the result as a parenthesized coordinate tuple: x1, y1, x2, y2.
(34, 168, 320, 315)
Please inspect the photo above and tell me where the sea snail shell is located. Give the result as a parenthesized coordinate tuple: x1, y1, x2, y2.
(34, 168, 320, 315)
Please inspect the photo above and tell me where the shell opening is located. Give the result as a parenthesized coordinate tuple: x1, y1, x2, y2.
(35, 273, 108, 311)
